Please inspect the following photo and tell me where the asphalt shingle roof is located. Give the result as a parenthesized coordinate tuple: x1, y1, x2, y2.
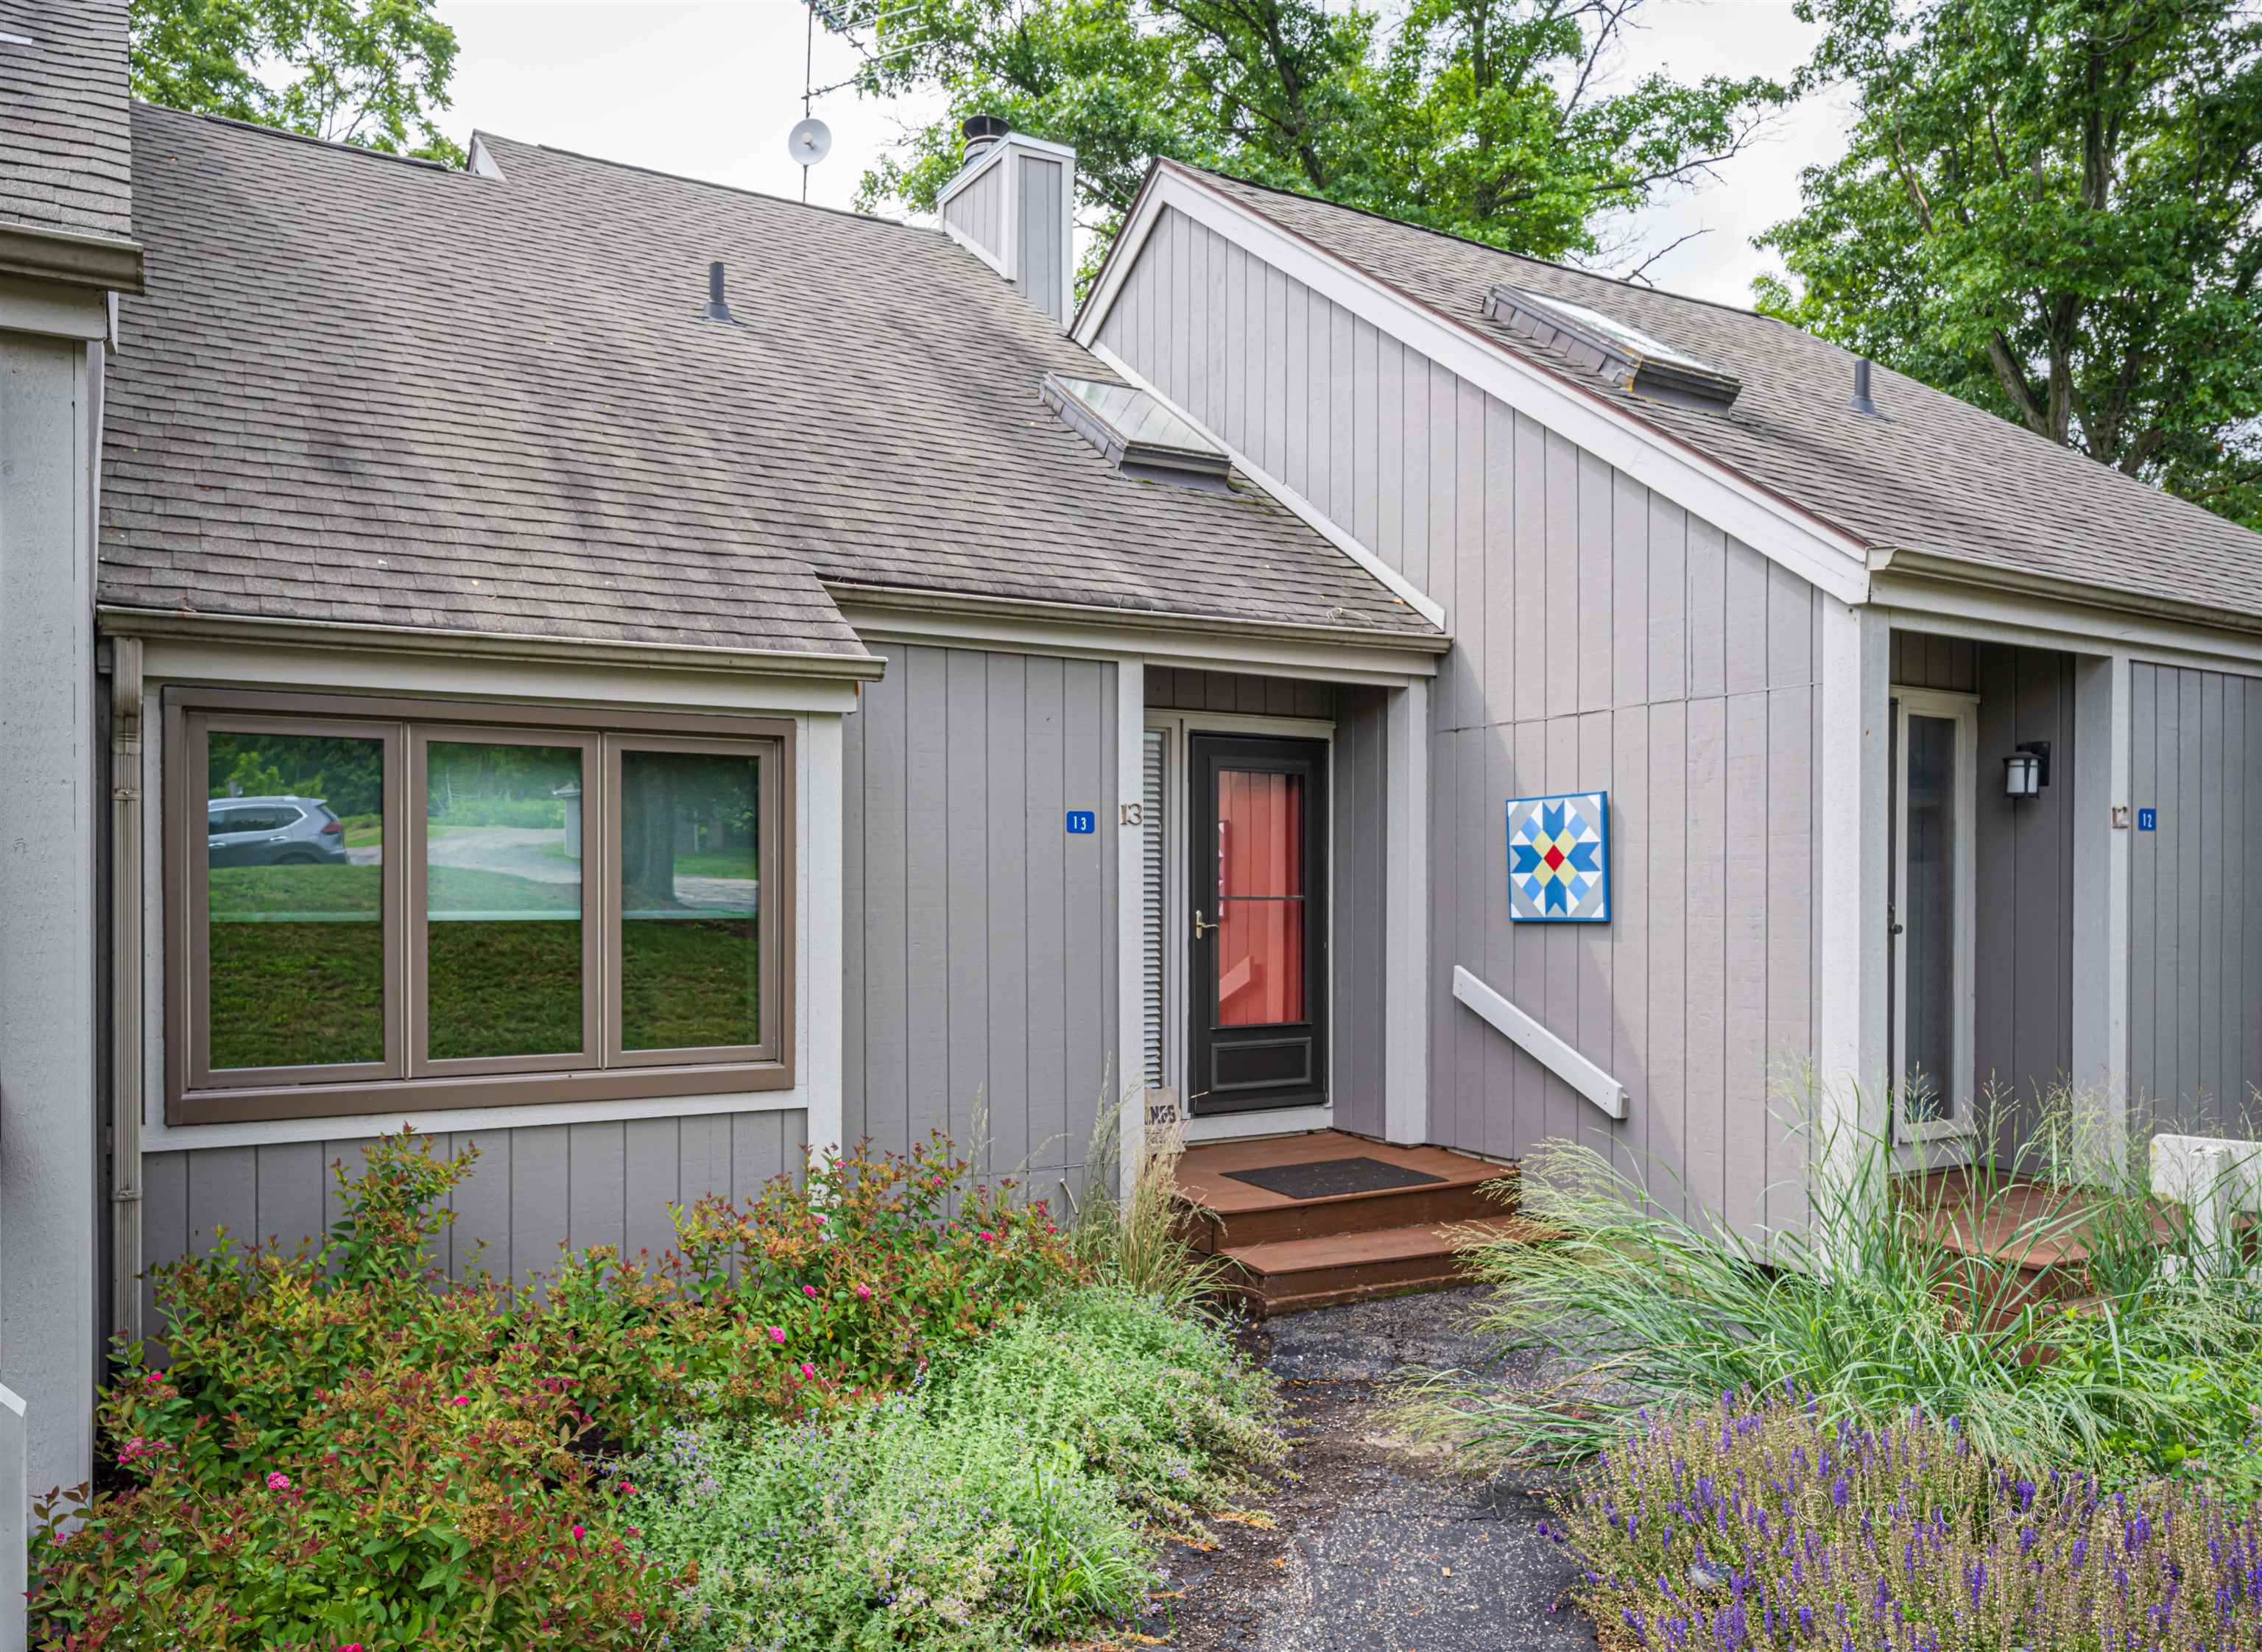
(1177, 165, 2262, 626)
(99, 109, 1437, 657)
(0, 0, 134, 244)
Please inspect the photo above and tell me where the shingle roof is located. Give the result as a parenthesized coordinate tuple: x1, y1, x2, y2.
(0, 0, 134, 244)
(1176, 165, 2262, 626)
(99, 108, 1437, 659)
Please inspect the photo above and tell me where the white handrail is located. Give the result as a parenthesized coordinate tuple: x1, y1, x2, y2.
(1451, 964, 1627, 1120)
(1, 1383, 25, 1652)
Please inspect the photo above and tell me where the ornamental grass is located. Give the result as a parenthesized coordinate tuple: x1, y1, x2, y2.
(1549, 1390, 2262, 1652)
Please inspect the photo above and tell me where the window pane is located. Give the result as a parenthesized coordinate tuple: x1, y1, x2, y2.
(1215, 767, 1306, 1027)
(620, 749, 761, 1051)
(426, 742, 585, 1060)
(206, 731, 384, 1070)
(1901, 713, 1958, 1122)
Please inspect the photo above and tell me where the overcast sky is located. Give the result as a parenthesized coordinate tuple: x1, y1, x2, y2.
(437, 0, 1854, 309)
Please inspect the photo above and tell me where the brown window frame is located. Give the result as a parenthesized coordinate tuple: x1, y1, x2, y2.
(165, 688, 795, 1126)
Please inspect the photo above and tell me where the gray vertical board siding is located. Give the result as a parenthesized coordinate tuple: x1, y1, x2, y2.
(1014, 155, 1066, 324)
(1099, 204, 1822, 1230)
(1144, 668, 1335, 721)
(842, 643, 1121, 1181)
(141, 1110, 808, 1288)
(942, 160, 1004, 269)
(2129, 663, 2262, 1130)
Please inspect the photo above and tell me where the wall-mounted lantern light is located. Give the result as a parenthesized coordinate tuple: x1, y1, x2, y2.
(2003, 740, 2051, 799)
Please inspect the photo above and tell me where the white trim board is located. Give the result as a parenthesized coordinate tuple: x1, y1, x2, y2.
(1868, 583, 2262, 679)
(1451, 965, 1626, 1120)
(1114, 657, 1147, 1201)
(1076, 165, 1873, 608)
(837, 599, 1442, 688)
(1089, 340, 1446, 630)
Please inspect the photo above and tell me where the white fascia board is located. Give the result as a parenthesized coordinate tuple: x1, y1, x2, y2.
(1089, 341, 1448, 630)
(1077, 167, 1872, 608)
(1867, 565, 2262, 679)
(834, 593, 1444, 686)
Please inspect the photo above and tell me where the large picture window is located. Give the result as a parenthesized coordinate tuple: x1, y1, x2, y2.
(167, 691, 792, 1125)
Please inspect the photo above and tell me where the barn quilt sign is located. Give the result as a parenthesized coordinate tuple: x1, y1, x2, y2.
(1507, 792, 1610, 922)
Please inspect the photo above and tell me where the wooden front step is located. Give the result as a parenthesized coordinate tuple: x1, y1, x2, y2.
(1216, 1215, 1536, 1317)
(1171, 1130, 1529, 1314)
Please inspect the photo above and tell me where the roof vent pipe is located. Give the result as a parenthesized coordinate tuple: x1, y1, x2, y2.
(962, 114, 1010, 163)
(702, 261, 739, 325)
(1850, 356, 1879, 417)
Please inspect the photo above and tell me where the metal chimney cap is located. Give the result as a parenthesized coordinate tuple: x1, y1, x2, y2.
(962, 114, 1011, 144)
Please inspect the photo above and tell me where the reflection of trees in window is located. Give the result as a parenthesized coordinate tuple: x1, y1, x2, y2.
(208, 734, 383, 817)
(621, 752, 758, 911)
(426, 743, 572, 830)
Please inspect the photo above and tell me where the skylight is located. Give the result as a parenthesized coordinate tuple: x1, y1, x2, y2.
(1484, 283, 1742, 411)
(1041, 374, 1235, 490)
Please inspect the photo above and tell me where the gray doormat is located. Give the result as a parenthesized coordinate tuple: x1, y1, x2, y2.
(1222, 1156, 1448, 1201)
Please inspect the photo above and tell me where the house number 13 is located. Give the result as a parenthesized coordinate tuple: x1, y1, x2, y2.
(1119, 802, 1144, 826)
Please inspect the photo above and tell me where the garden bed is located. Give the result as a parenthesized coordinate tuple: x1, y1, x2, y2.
(32, 1129, 1282, 1651)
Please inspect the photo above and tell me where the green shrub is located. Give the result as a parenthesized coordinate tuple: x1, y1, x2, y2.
(1401, 1087, 2262, 1478)
(931, 1285, 1283, 1528)
(36, 1129, 1104, 1651)
(628, 1285, 1283, 1650)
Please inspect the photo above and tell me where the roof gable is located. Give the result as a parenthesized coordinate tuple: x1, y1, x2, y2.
(1085, 160, 2262, 629)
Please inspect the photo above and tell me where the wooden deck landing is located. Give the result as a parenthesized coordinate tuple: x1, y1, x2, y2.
(1172, 1131, 1534, 1316)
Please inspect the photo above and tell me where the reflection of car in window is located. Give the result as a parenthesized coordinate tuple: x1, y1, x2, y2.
(205, 796, 350, 866)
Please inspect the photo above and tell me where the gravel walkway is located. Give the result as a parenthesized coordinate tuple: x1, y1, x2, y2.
(1145, 1288, 1598, 1652)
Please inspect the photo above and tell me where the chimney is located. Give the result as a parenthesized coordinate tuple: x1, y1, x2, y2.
(937, 119, 1077, 328)
(962, 114, 1010, 164)
(1850, 356, 1879, 416)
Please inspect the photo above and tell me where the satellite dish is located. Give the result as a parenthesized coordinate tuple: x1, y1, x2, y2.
(788, 117, 833, 168)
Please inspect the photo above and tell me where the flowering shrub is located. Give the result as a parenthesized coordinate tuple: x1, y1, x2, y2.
(626, 1284, 1282, 1651)
(31, 1129, 1116, 1650)
(1548, 1389, 2262, 1652)
(32, 1366, 666, 1650)
(533, 1134, 1086, 1438)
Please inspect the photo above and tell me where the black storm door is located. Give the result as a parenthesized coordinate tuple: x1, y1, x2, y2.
(1187, 734, 1328, 1115)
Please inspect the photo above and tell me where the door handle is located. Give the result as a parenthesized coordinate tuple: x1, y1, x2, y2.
(1194, 908, 1219, 941)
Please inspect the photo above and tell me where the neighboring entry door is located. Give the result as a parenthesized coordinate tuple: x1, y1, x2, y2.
(1188, 734, 1328, 1115)
(1889, 690, 1977, 1141)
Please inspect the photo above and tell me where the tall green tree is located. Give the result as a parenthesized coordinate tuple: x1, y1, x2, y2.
(129, 0, 465, 166)
(825, 0, 1781, 273)
(1757, 0, 2262, 529)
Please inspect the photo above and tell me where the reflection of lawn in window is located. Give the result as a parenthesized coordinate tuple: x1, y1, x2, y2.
(540, 843, 758, 882)
(208, 864, 384, 1070)
(622, 919, 759, 1051)
(205, 867, 760, 1071)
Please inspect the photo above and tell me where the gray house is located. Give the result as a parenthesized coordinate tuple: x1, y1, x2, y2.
(4, 0, 2262, 1506)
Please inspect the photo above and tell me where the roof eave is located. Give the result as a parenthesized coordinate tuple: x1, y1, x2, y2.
(96, 604, 889, 679)
(0, 221, 144, 294)
(1866, 547, 2262, 640)
(821, 578, 1452, 654)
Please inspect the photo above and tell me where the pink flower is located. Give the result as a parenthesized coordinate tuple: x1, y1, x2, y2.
(571, 1523, 585, 1541)
(800, 1362, 817, 1379)
(339, 1644, 366, 1651)
(803, 1285, 819, 1299)
(768, 1325, 788, 1345)
(450, 1394, 472, 1407)
(978, 1230, 996, 1243)
(267, 1472, 292, 1492)
(853, 1282, 873, 1301)
(142, 1371, 163, 1386)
